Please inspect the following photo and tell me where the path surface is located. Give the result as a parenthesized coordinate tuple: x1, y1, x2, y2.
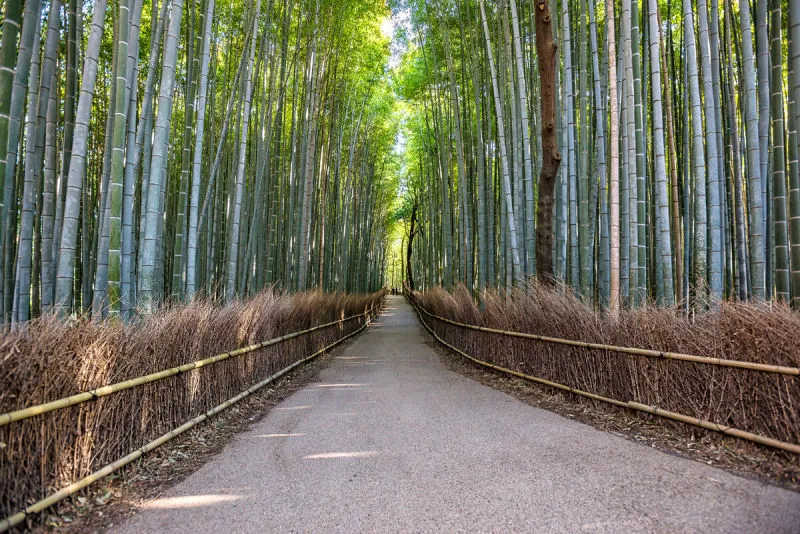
(118, 296, 800, 533)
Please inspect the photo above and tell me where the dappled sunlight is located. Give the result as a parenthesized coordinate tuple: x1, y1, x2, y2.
(303, 451, 380, 460)
(142, 494, 241, 510)
(305, 387, 373, 392)
(314, 383, 369, 388)
(273, 405, 313, 411)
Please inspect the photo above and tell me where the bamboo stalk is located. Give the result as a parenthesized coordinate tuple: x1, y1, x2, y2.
(0, 303, 379, 427)
(409, 297, 800, 455)
(0, 305, 378, 532)
(415, 305, 799, 376)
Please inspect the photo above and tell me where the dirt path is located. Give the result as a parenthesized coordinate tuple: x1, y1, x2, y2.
(117, 296, 800, 533)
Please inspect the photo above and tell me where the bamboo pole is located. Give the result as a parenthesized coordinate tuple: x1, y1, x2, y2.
(0, 303, 380, 427)
(415, 305, 799, 376)
(0, 304, 379, 532)
(408, 296, 800, 456)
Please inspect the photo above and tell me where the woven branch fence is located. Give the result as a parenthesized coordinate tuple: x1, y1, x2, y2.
(408, 285, 800, 453)
(0, 290, 383, 521)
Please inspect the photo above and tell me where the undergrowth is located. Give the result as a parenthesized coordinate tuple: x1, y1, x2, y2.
(0, 289, 384, 518)
(411, 282, 799, 453)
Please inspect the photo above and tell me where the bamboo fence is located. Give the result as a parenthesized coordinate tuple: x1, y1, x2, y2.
(0, 294, 382, 529)
(407, 293, 800, 455)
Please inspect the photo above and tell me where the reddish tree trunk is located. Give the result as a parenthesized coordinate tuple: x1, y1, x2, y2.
(534, 0, 562, 282)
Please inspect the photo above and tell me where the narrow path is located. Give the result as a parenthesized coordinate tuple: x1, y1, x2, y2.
(118, 296, 800, 533)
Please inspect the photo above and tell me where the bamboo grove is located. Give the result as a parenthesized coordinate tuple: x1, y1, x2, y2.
(0, 0, 400, 323)
(395, 0, 800, 311)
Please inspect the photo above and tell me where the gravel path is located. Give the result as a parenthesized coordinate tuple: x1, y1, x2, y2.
(117, 296, 800, 533)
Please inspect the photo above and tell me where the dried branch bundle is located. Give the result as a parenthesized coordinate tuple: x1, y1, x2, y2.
(0, 290, 384, 516)
(413, 282, 800, 448)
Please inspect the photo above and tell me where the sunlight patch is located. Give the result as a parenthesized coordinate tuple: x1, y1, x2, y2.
(314, 383, 368, 388)
(143, 494, 240, 510)
(304, 451, 380, 460)
(380, 17, 393, 39)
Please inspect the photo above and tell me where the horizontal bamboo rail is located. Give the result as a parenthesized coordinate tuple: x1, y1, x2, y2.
(414, 304, 800, 376)
(0, 304, 379, 427)
(0, 304, 379, 532)
(409, 298, 800, 456)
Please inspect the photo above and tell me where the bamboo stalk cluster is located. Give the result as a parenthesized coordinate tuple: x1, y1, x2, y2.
(0, 0, 397, 324)
(397, 0, 800, 310)
(0, 289, 384, 519)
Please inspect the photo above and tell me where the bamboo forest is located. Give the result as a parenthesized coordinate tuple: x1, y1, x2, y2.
(1, 0, 800, 323)
(5, 0, 800, 529)
(397, 0, 800, 313)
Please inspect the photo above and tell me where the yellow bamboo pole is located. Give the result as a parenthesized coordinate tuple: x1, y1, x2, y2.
(0, 305, 379, 532)
(0, 304, 379, 427)
(409, 299, 800, 456)
(415, 304, 800, 376)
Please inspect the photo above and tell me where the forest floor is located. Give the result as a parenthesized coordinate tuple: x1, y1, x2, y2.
(100, 296, 798, 533)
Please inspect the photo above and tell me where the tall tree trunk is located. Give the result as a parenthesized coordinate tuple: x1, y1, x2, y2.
(443, 23, 472, 291)
(0, 0, 23, 311)
(697, 0, 723, 302)
(509, 0, 535, 276)
(587, 0, 608, 303)
(562, 0, 578, 289)
(139, 0, 185, 312)
(770, 0, 790, 301)
(739, 0, 766, 298)
(472, 36, 488, 294)
(479, 0, 521, 280)
(608, 0, 620, 316)
(187, 0, 215, 300)
(41, 70, 58, 312)
(2, 0, 42, 320)
(684, 0, 708, 302)
(533, 0, 561, 282)
(406, 196, 418, 291)
(12, 28, 42, 323)
(55, 0, 108, 316)
(756, 0, 770, 237)
(647, 0, 674, 306)
(658, 7, 683, 304)
(17, 2, 60, 321)
(788, 0, 800, 305)
(105, 0, 142, 315)
(226, 0, 261, 300)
